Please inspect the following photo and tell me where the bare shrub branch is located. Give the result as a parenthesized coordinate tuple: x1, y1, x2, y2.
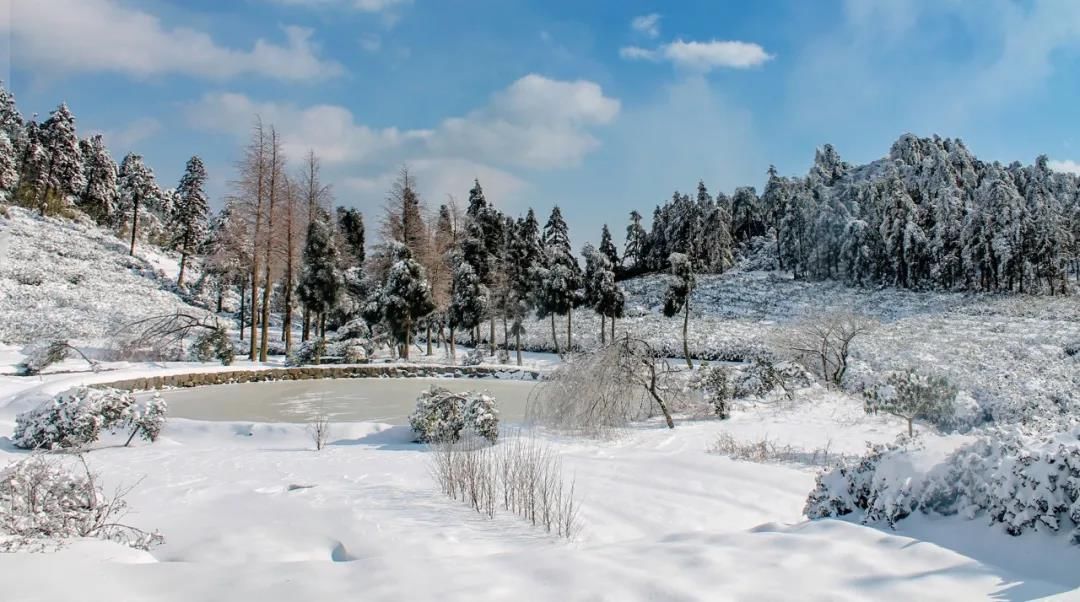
(780, 311, 875, 387)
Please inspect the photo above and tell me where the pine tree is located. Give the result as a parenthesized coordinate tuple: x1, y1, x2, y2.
(663, 252, 696, 369)
(0, 132, 18, 194)
(448, 254, 486, 362)
(536, 206, 582, 353)
(505, 209, 542, 364)
(0, 83, 22, 141)
(599, 224, 619, 271)
(336, 206, 366, 266)
(117, 153, 160, 256)
(583, 243, 622, 344)
(624, 210, 648, 270)
(298, 216, 342, 336)
(380, 243, 435, 360)
(39, 103, 84, 214)
(172, 156, 210, 287)
(77, 134, 117, 224)
(464, 179, 507, 353)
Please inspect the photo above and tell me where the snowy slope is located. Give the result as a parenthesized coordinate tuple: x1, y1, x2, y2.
(0, 207, 207, 346)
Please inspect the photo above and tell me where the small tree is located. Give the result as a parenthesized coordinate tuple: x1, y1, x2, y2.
(117, 153, 160, 256)
(171, 156, 209, 286)
(663, 252, 696, 369)
(380, 243, 436, 360)
(298, 217, 342, 337)
(785, 311, 875, 387)
(448, 256, 487, 363)
(863, 368, 956, 437)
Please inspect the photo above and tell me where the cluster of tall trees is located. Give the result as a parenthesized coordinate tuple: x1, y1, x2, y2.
(625, 135, 1080, 294)
(0, 83, 209, 274)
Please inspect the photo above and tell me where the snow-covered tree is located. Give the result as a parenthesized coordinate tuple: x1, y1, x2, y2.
(117, 153, 160, 256)
(662, 252, 696, 369)
(77, 134, 117, 224)
(535, 206, 582, 354)
(298, 216, 342, 337)
(0, 82, 22, 141)
(380, 242, 435, 360)
(336, 206, 365, 267)
(448, 255, 486, 362)
(583, 243, 623, 344)
(39, 103, 84, 214)
(0, 131, 18, 194)
(171, 156, 209, 286)
(864, 369, 956, 437)
(624, 209, 648, 270)
(598, 224, 619, 271)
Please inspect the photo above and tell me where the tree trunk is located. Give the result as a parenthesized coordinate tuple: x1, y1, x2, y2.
(177, 252, 188, 287)
(238, 283, 246, 341)
(611, 314, 615, 341)
(490, 315, 496, 357)
(302, 308, 310, 342)
(282, 279, 293, 355)
(600, 314, 606, 345)
(449, 327, 456, 365)
(515, 326, 522, 366)
(128, 199, 140, 256)
(426, 322, 433, 356)
(319, 313, 327, 338)
(550, 314, 560, 355)
(249, 279, 259, 360)
(683, 300, 693, 369)
(907, 417, 914, 438)
(566, 309, 572, 353)
(403, 324, 411, 360)
(216, 286, 224, 313)
(502, 315, 509, 353)
(259, 262, 272, 362)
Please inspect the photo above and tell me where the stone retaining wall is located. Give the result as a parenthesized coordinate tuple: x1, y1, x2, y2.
(98, 365, 542, 392)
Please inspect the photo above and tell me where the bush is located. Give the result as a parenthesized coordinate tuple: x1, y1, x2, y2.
(863, 368, 957, 436)
(689, 364, 732, 418)
(191, 326, 234, 365)
(805, 426, 1080, 543)
(13, 387, 167, 450)
(286, 338, 327, 366)
(0, 454, 163, 551)
(409, 385, 500, 444)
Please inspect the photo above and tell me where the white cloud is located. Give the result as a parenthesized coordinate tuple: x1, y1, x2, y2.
(97, 117, 163, 152)
(359, 34, 382, 53)
(621, 39, 772, 71)
(1, 0, 342, 81)
(267, 0, 410, 11)
(1048, 159, 1080, 176)
(619, 46, 657, 61)
(345, 159, 526, 207)
(631, 13, 661, 38)
(189, 74, 620, 170)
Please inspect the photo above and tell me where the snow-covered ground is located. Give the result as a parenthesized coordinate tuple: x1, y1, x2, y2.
(4, 379, 1080, 601)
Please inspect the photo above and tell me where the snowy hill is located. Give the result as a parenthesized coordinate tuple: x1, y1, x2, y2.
(0, 206, 208, 347)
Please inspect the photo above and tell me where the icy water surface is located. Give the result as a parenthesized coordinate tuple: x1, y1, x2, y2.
(153, 377, 539, 424)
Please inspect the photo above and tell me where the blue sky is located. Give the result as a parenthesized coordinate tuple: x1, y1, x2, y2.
(5, 0, 1080, 247)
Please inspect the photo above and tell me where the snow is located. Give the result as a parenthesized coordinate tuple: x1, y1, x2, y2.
(2, 371, 1079, 599)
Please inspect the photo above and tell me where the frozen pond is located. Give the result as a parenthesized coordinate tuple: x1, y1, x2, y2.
(152, 377, 540, 424)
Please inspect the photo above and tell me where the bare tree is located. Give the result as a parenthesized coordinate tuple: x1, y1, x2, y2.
(257, 127, 286, 362)
(784, 311, 875, 387)
(307, 414, 330, 451)
(229, 118, 269, 361)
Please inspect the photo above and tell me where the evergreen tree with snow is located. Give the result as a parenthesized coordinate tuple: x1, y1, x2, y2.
(15, 121, 48, 210)
(298, 215, 342, 337)
(599, 224, 620, 272)
(77, 134, 117, 224)
(624, 209, 648, 271)
(0, 132, 18, 194)
(448, 254, 487, 362)
(171, 156, 210, 286)
(117, 153, 160, 256)
(504, 209, 542, 364)
(583, 244, 623, 344)
(39, 103, 84, 214)
(663, 252, 696, 369)
(464, 179, 507, 350)
(380, 242, 435, 360)
(0, 83, 22, 141)
(336, 206, 366, 267)
(535, 206, 582, 354)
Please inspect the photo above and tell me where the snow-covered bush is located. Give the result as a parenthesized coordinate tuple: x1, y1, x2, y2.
(13, 387, 166, 450)
(462, 347, 486, 366)
(409, 385, 499, 444)
(0, 454, 163, 551)
(191, 326, 234, 365)
(863, 369, 956, 436)
(689, 363, 732, 418)
(15, 339, 99, 375)
(804, 436, 923, 527)
(806, 426, 1080, 543)
(326, 337, 371, 363)
(286, 338, 327, 366)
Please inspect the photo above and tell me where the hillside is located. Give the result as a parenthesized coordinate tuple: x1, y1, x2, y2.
(0, 206, 208, 348)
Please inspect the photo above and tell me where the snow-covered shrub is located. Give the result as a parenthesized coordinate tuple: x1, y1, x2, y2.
(326, 337, 370, 363)
(690, 364, 732, 418)
(863, 369, 956, 436)
(191, 326, 234, 365)
(409, 385, 499, 444)
(463, 393, 499, 443)
(0, 454, 163, 551)
(462, 347, 486, 366)
(804, 436, 923, 527)
(13, 387, 166, 450)
(286, 338, 327, 366)
(124, 393, 167, 445)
